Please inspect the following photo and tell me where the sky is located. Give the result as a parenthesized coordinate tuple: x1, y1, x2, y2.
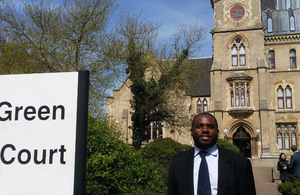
(13, 0, 214, 57)
(116, 0, 214, 57)
(12, 0, 215, 98)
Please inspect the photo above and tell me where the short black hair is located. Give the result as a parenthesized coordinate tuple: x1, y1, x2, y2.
(191, 112, 218, 130)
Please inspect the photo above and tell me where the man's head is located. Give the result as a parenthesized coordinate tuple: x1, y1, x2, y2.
(191, 113, 219, 150)
(291, 145, 297, 152)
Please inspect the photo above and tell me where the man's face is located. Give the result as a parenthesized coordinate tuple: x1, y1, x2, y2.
(191, 114, 219, 150)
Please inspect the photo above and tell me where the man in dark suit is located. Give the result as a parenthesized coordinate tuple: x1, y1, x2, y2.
(288, 145, 300, 178)
(167, 113, 256, 195)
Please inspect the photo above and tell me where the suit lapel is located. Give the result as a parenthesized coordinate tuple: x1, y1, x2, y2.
(218, 147, 231, 195)
(185, 148, 195, 194)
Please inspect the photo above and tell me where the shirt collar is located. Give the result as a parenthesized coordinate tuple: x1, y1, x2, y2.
(194, 144, 218, 157)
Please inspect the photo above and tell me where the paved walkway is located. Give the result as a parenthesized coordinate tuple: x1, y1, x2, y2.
(253, 166, 281, 195)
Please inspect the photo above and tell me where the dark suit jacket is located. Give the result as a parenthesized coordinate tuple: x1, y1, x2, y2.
(167, 146, 256, 195)
(288, 151, 300, 178)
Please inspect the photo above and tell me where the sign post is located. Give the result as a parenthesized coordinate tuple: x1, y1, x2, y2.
(0, 71, 89, 195)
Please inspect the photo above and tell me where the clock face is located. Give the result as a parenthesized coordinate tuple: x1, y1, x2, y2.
(230, 5, 245, 20)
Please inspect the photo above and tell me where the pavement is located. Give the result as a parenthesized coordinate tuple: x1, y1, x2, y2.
(253, 166, 281, 195)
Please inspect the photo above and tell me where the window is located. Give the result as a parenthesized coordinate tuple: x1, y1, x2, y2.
(230, 81, 250, 108)
(269, 51, 275, 69)
(290, 49, 296, 68)
(277, 124, 297, 150)
(277, 85, 293, 110)
(232, 45, 238, 66)
(230, 84, 234, 107)
(231, 38, 246, 67)
(267, 9, 273, 32)
(196, 98, 208, 112)
(197, 98, 202, 112)
(286, 0, 291, 9)
(285, 85, 292, 108)
(284, 132, 290, 150)
(239, 44, 246, 66)
(146, 122, 162, 141)
(292, 131, 297, 146)
(203, 98, 208, 112)
(290, 16, 295, 31)
(277, 86, 284, 109)
(277, 132, 283, 150)
(288, 8, 295, 31)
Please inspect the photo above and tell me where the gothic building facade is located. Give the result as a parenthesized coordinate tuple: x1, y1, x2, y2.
(107, 0, 300, 162)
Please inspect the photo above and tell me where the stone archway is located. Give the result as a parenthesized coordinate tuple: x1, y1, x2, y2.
(226, 120, 258, 158)
(233, 127, 251, 158)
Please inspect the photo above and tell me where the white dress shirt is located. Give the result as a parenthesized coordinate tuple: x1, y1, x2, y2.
(193, 144, 219, 195)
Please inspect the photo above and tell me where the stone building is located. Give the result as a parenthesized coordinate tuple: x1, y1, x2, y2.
(107, 0, 300, 163)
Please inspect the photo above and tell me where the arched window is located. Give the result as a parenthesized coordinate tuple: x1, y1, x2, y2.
(285, 85, 292, 108)
(290, 16, 295, 31)
(267, 9, 273, 32)
(231, 38, 246, 67)
(277, 86, 284, 109)
(277, 132, 283, 150)
(288, 8, 295, 31)
(197, 98, 202, 113)
(269, 50, 275, 69)
(203, 98, 208, 112)
(290, 49, 296, 68)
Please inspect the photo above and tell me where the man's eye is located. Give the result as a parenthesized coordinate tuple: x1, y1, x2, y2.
(196, 124, 203, 128)
(208, 124, 215, 129)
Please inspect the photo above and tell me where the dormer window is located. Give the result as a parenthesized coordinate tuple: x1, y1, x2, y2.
(267, 9, 273, 32)
(286, 0, 291, 9)
(288, 8, 295, 31)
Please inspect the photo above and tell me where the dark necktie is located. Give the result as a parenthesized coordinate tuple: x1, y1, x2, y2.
(198, 151, 211, 195)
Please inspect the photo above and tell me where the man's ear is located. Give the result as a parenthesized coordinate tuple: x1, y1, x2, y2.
(190, 128, 193, 136)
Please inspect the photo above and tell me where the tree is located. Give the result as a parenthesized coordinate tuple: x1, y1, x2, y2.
(116, 12, 206, 148)
(86, 115, 166, 194)
(0, 0, 123, 115)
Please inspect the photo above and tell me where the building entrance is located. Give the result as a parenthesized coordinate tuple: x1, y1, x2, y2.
(233, 127, 251, 158)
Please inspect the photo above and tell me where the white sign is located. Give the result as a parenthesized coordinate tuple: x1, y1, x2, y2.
(0, 72, 89, 195)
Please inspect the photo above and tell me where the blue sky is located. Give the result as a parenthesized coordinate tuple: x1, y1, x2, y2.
(14, 0, 214, 57)
(116, 0, 214, 57)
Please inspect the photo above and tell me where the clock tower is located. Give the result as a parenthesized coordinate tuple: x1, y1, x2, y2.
(210, 0, 267, 158)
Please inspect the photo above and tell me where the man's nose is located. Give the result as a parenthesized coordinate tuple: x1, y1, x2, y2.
(202, 125, 209, 131)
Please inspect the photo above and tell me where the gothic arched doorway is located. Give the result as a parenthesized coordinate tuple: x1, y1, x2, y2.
(233, 127, 251, 158)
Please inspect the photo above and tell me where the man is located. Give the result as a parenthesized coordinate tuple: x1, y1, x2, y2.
(288, 145, 300, 178)
(167, 113, 256, 195)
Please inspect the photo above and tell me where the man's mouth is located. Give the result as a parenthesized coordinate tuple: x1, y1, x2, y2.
(200, 136, 211, 141)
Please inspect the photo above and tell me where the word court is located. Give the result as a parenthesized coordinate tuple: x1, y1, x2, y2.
(0, 144, 66, 165)
(0, 101, 65, 121)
